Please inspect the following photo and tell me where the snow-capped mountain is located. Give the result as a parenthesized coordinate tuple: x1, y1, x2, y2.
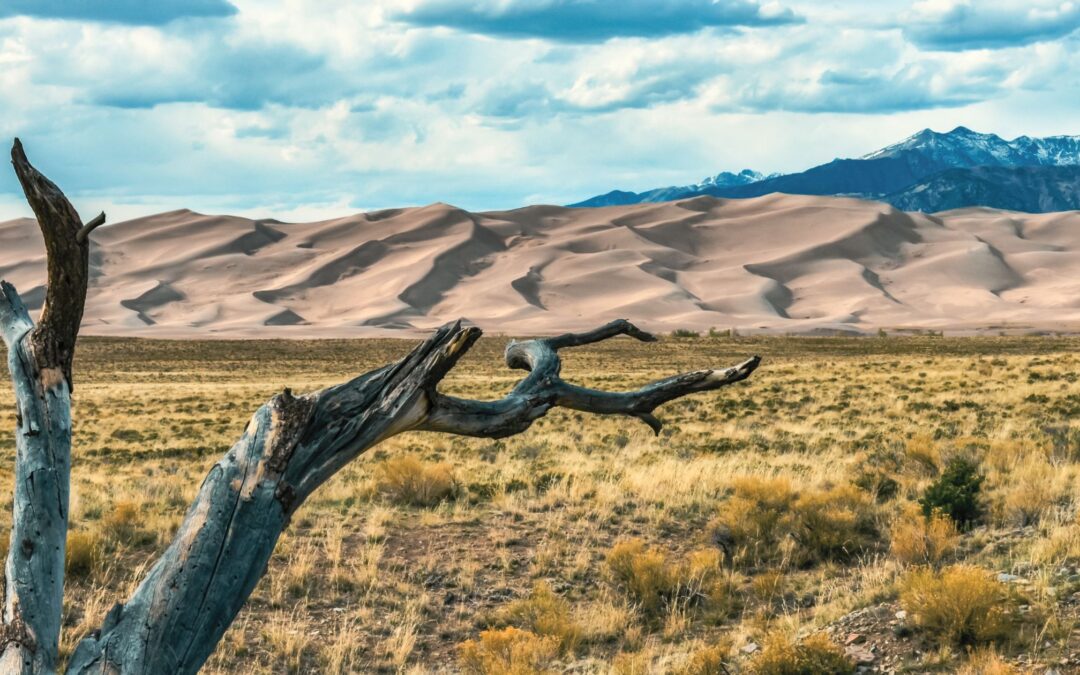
(570, 127, 1080, 213)
(864, 126, 1080, 168)
(571, 169, 773, 207)
(698, 169, 773, 188)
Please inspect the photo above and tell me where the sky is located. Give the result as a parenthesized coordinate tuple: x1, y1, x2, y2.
(0, 0, 1077, 222)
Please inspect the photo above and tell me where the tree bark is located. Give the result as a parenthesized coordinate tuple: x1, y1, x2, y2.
(0, 139, 761, 674)
(1, 140, 101, 674)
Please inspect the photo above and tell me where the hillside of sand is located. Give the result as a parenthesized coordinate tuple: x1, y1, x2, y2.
(1, 193, 1078, 337)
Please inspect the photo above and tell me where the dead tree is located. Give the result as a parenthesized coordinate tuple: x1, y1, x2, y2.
(0, 140, 761, 674)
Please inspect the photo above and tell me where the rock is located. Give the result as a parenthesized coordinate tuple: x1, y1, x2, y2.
(998, 573, 1021, 582)
(741, 642, 759, 655)
(846, 646, 876, 664)
(894, 610, 907, 621)
(845, 633, 866, 645)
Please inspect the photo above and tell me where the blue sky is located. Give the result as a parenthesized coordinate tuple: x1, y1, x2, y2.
(0, 0, 1077, 221)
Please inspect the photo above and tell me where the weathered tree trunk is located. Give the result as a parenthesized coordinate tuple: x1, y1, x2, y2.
(0, 140, 761, 674)
(1, 140, 103, 674)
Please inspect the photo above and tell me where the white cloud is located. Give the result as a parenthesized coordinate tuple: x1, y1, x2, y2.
(0, 0, 1077, 219)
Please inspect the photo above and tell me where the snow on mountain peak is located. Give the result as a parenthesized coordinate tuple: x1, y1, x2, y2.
(862, 127, 1079, 166)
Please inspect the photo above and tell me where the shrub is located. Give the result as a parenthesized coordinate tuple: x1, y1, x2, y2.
(671, 329, 700, 338)
(458, 627, 559, 675)
(498, 582, 581, 654)
(747, 633, 854, 675)
(1000, 455, 1057, 527)
(711, 479, 880, 568)
(102, 500, 155, 546)
(375, 455, 456, 507)
(900, 565, 1015, 646)
(751, 570, 785, 604)
(710, 477, 797, 567)
(677, 641, 733, 675)
(605, 540, 727, 621)
(789, 486, 879, 565)
(890, 505, 959, 565)
(65, 530, 102, 579)
(920, 456, 984, 528)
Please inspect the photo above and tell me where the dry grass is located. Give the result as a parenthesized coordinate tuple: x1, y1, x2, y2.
(957, 648, 1030, 674)
(605, 539, 728, 623)
(375, 454, 457, 507)
(900, 564, 1017, 646)
(458, 627, 560, 674)
(890, 504, 959, 565)
(497, 582, 582, 654)
(710, 479, 880, 568)
(746, 632, 854, 674)
(64, 530, 103, 579)
(0, 334, 1075, 672)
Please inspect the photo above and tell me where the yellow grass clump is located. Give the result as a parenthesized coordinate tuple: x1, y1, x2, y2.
(676, 641, 733, 675)
(900, 564, 1016, 646)
(890, 504, 959, 565)
(497, 582, 582, 654)
(65, 530, 103, 579)
(957, 648, 1028, 675)
(711, 479, 880, 568)
(375, 454, 457, 507)
(605, 539, 727, 621)
(746, 632, 854, 675)
(458, 627, 560, 675)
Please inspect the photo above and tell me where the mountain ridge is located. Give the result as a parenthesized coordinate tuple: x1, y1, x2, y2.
(571, 127, 1080, 212)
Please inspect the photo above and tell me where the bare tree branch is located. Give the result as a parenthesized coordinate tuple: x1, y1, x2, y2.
(75, 212, 106, 244)
(422, 319, 759, 436)
(10, 138, 96, 389)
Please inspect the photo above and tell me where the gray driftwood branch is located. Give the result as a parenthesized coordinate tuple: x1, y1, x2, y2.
(0, 140, 761, 674)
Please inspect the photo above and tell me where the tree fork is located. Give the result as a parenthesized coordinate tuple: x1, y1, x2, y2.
(0, 140, 761, 674)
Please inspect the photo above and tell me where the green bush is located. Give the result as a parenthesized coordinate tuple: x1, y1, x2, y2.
(919, 456, 984, 529)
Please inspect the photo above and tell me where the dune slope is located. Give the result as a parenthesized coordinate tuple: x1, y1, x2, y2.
(1, 194, 1078, 336)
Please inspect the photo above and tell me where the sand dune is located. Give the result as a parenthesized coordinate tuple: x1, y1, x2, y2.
(1, 194, 1079, 337)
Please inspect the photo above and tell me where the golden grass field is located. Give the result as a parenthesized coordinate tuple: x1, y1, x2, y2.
(2, 334, 1080, 674)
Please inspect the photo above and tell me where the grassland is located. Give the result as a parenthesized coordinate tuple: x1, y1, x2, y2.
(1, 335, 1079, 673)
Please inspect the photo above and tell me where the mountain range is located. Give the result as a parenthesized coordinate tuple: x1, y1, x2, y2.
(571, 127, 1080, 213)
(2, 194, 1079, 337)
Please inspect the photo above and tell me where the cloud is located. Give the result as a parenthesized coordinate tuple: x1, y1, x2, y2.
(99, 42, 331, 110)
(392, 0, 800, 42)
(0, 0, 1078, 219)
(903, 0, 1080, 51)
(724, 63, 1003, 113)
(0, 0, 237, 25)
